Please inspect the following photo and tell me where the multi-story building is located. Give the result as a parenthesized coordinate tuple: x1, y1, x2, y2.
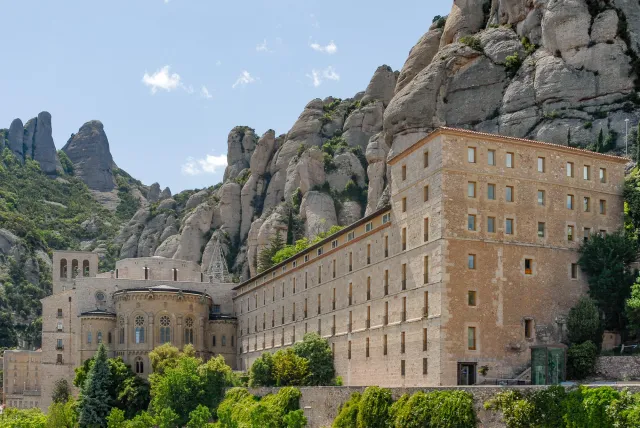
(2, 127, 628, 411)
(234, 127, 626, 386)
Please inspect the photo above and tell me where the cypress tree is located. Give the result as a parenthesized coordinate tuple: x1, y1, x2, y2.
(78, 344, 112, 428)
(595, 129, 604, 153)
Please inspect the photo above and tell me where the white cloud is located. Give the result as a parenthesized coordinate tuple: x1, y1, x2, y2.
(306, 66, 340, 87)
(201, 86, 212, 99)
(232, 70, 257, 89)
(181, 154, 227, 176)
(310, 40, 337, 54)
(256, 39, 271, 52)
(142, 66, 182, 94)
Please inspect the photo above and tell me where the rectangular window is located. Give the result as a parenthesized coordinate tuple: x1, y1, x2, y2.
(331, 239, 338, 249)
(383, 334, 388, 355)
(584, 197, 590, 212)
(401, 360, 406, 376)
(599, 200, 606, 214)
(525, 319, 533, 339)
(423, 358, 428, 375)
(384, 235, 389, 257)
(348, 283, 353, 306)
(424, 151, 429, 168)
(488, 149, 496, 166)
(382, 213, 391, 224)
(506, 152, 514, 168)
(468, 327, 477, 350)
(348, 340, 352, 360)
(292, 260, 297, 268)
(423, 185, 429, 202)
(423, 328, 428, 351)
(57, 308, 63, 318)
(401, 264, 407, 290)
(567, 225, 574, 241)
(537, 222, 545, 238)
(468, 254, 476, 269)
(332, 259, 336, 278)
(584, 165, 591, 180)
(468, 182, 476, 198)
(537, 157, 545, 172)
(366, 337, 370, 358)
(468, 147, 476, 163)
(424, 218, 429, 242)
(348, 252, 353, 271)
(332, 288, 336, 310)
(384, 302, 389, 325)
(348, 231, 355, 241)
(402, 197, 407, 212)
(584, 227, 591, 242)
(402, 227, 407, 251)
(487, 183, 495, 200)
(525, 258, 533, 275)
(487, 217, 496, 233)
(468, 214, 476, 231)
(365, 222, 373, 233)
(600, 168, 607, 183)
(506, 218, 514, 235)
(304, 254, 309, 262)
(401, 331, 405, 354)
(567, 162, 574, 177)
(423, 256, 429, 284)
(571, 263, 578, 279)
(424, 291, 429, 316)
(506, 186, 514, 202)
(468, 290, 477, 306)
(293, 277, 297, 293)
(401, 165, 407, 181)
(538, 190, 545, 206)
(567, 195, 574, 210)
(318, 266, 322, 283)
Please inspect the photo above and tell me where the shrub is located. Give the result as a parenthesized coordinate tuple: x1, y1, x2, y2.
(432, 15, 447, 29)
(505, 52, 523, 76)
(485, 390, 534, 428)
(432, 390, 477, 427)
(563, 385, 620, 427)
(567, 340, 598, 380)
(459, 36, 482, 51)
(292, 333, 335, 386)
(391, 392, 432, 428)
(217, 387, 302, 428)
(249, 352, 275, 387)
(332, 392, 361, 428)
(356, 386, 393, 428)
(567, 296, 603, 348)
(272, 348, 309, 386)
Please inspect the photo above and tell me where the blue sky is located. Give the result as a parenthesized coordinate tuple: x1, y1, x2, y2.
(0, 0, 450, 193)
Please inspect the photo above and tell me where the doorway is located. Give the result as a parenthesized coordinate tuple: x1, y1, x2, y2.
(457, 362, 477, 385)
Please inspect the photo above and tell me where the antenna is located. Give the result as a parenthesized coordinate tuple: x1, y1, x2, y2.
(206, 239, 231, 283)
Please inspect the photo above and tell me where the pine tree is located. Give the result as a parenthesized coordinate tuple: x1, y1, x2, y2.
(78, 344, 112, 428)
(257, 230, 285, 273)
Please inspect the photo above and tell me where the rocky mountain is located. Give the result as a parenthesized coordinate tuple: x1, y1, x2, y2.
(1, 0, 640, 346)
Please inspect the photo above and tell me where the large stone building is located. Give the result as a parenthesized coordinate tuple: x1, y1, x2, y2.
(2, 128, 628, 411)
(234, 127, 627, 386)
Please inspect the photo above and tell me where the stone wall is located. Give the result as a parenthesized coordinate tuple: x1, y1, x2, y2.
(595, 356, 640, 381)
(247, 385, 640, 428)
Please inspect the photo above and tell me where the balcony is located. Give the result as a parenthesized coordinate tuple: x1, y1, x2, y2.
(56, 345, 64, 350)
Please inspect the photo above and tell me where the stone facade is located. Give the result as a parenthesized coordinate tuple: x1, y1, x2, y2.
(234, 128, 626, 387)
(6, 254, 237, 411)
(2, 350, 42, 410)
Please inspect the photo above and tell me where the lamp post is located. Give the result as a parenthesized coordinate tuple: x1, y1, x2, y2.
(625, 118, 630, 157)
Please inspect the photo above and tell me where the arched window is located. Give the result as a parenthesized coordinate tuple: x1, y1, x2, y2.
(160, 316, 171, 344)
(96, 292, 106, 309)
(60, 259, 67, 279)
(135, 315, 145, 344)
(83, 260, 90, 277)
(119, 317, 125, 344)
(71, 259, 79, 278)
(184, 317, 194, 345)
(97, 332, 103, 344)
(87, 331, 92, 344)
(173, 268, 178, 281)
(135, 357, 144, 374)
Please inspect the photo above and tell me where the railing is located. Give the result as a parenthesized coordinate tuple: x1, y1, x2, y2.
(479, 378, 531, 386)
(56, 345, 64, 350)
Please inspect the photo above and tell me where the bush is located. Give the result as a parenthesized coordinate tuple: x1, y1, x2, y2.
(567, 340, 598, 380)
(332, 392, 361, 428)
(567, 296, 603, 349)
(563, 385, 620, 427)
(459, 36, 482, 51)
(505, 52, 523, 76)
(217, 387, 302, 428)
(293, 333, 335, 386)
(356, 386, 393, 428)
(249, 352, 275, 387)
(486, 386, 565, 428)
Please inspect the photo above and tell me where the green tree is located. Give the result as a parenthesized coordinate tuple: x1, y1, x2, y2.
(356, 386, 393, 428)
(258, 230, 286, 272)
(567, 340, 598, 380)
(624, 168, 640, 233)
(249, 352, 275, 387)
(578, 230, 638, 330)
(626, 275, 640, 335)
(292, 333, 335, 385)
(567, 296, 603, 349)
(0, 408, 48, 427)
(186, 405, 212, 428)
(283, 409, 307, 428)
(51, 378, 72, 404)
(332, 392, 361, 428)
(46, 399, 78, 428)
(78, 344, 112, 428)
(148, 342, 184, 375)
(156, 408, 180, 428)
(272, 348, 309, 386)
(197, 355, 238, 412)
(106, 408, 126, 428)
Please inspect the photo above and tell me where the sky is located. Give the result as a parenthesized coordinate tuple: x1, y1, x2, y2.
(0, 0, 450, 193)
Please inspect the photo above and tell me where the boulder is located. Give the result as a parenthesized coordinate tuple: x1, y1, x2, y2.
(502, 56, 537, 113)
(32, 112, 61, 175)
(338, 201, 363, 226)
(284, 147, 326, 203)
(160, 187, 172, 200)
(342, 101, 384, 150)
(533, 53, 596, 104)
(326, 152, 366, 190)
(285, 99, 325, 146)
(240, 174, 269, 241)
(137, 213, 170, 257)
(185, 189, 210, 210)
(490, 0, 530, 26)
(62, 120, 116, 191)
(7, 119, 24, 161)
(223, 126, 256, 181)
(250, 130, 277, 175)
(157, 198, 176, 211)
(440, 0, 487, 47)
(541, 0, 590, 54)
(361, 65, 398, 107)
(217, 182, 242, 243)
(396, 29, 443, 93)
(517, 8, 543, 45)
(299, 191, 337, 238)
(147, 183, 161, 203)
(264, 139, 300, 211)
(154, 234, 180, 258)
(365, 133, 390, 215)
(479, 27, 525, 65)
(172, 201, 215, 262)
(591, 10, 618, 44)
(0, 228, 19, 256)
